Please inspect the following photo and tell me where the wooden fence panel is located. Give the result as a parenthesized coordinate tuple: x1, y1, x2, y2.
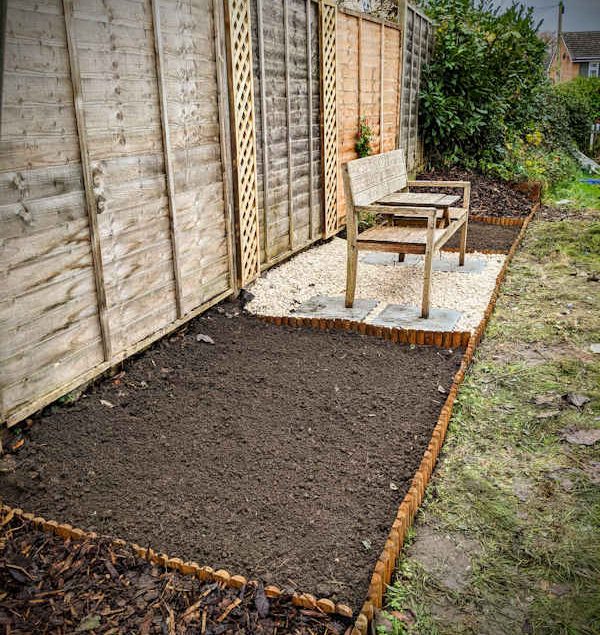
(250, 0, 323, 268)
(399, 3, 433, 175)
(1, 0, 235, 426)
(336, 8, 402, 225)
(0, 0, 106, 420)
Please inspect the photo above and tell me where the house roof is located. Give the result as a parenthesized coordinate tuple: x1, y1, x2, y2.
(561, 31, 600, 62)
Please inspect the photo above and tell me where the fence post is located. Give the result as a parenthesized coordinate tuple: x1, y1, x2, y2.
(223, 0, 261, 287)
(319, 0, 338, 238)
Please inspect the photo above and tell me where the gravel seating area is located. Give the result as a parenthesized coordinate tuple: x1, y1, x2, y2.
(246, 238, 505, 332)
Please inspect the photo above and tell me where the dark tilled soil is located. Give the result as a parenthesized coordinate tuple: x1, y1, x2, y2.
(0, 511, 351, 634)
(417, 167, 534, 217)
(444, 220, 521, 252)
(1, 311, 461, 609)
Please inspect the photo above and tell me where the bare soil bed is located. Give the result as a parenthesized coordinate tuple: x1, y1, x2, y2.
(417, 167, 534, 218)
(444, 220, 521, 252)
(0, 511, 351, 634)
(0, 309, 462, 610)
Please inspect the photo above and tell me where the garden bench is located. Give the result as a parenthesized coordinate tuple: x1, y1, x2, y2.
(343, 149, 470, 318)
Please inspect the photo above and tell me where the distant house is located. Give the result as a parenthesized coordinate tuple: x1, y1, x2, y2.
(549, 31, 600, 82)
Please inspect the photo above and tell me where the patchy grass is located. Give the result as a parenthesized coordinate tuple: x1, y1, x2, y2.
(383, 213, 600, 635)
(548, 173, 600, 210)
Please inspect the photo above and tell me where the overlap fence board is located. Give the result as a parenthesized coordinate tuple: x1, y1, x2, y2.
(336, 9, 402, 226)
(1, 0, 235, 425)
(0, 0, 105, 420)
(250, 0, 323, 267)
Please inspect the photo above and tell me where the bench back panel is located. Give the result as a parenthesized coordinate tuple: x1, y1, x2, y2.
(346, 149, 407, 207)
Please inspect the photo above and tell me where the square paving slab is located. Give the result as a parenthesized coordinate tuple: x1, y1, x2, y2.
(293, 295, 378, 320)
(368, 304, 462, 331)
(361, 252, 487, 273)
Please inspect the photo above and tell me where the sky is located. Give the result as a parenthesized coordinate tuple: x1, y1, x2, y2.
(492, 0, 600, 33)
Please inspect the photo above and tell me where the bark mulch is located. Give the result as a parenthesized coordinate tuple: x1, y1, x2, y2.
(0, 309, 462, 610)
(417, 167, 534, 218)
(444, 220, 521, 253)
(0, 510, 351, 634)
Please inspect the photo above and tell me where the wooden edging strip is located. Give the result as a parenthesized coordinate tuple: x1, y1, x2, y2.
(350, 203, 538, 635)
(256, 315, 472, 350)
(469, 214, 526, 226)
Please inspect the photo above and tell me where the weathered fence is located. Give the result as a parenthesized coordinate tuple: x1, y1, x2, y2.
(0, 0, 433, 426)
(250, 0, 323, 267)
(399, 2, 433, 173)
(0, 0, 236, 425)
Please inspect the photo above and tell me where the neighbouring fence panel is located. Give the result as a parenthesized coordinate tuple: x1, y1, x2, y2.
(0, 0, 106, 420)
(336, 8, 402, 225)
(399, 3, 433, 175)
(250, 0, 323, 267)
(0, 0, 235, 425)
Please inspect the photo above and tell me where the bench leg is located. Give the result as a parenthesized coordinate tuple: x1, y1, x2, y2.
(345, 222, 358, 309)
(421, 215, 435, 319)
(459, 220, 468, 266)
(398, 252, 405, 263)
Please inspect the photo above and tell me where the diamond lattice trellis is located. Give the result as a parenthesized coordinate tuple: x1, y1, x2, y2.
(227, 0, 260, 285)
(320, 1, 338, 238)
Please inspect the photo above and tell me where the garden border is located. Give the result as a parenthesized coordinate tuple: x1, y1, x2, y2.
(0, 203, 538, 629)
(349, 202, 538, 634)
(256, 315, 471, 349)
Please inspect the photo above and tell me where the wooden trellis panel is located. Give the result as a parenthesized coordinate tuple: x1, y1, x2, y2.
(225, 0, 260, 285)
(320, 0, 338, 238)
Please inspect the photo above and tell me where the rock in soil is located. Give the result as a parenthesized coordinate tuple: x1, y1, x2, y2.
(0, 312, 462, 609)
(0, 511, 351, 634)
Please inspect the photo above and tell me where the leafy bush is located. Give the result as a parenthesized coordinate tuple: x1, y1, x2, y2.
(554, 77, 600, 150)
(419, 0, 546, 167)
(419, 0, 599, 188)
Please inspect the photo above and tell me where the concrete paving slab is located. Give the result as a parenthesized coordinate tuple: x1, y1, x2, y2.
(368, 304, 462, 331)
(361, 252, 486, 273)
(293, 295, 379, 321)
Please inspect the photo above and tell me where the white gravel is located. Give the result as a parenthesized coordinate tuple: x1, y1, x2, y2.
(246, 238, 506, 332)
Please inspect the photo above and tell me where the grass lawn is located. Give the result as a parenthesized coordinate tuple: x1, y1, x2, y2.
(378, 210, 600, 634)
(548, 172, 600, 210)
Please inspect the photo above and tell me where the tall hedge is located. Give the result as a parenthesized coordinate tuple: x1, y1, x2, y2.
(419, 0, 546, 166)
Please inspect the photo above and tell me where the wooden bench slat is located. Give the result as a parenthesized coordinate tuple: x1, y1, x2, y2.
(376, 192, 460, 207)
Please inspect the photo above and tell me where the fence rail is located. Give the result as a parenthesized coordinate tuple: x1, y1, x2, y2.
(0, 0, 433, 426)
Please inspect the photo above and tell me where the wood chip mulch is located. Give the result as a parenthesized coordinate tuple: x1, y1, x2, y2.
(417, 167, 535, 217)
(0, 511, 352, 634)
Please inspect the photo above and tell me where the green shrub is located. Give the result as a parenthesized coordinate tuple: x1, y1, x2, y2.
(554, 77, 600, 150)
(419, 0, 546, 167)
(356, 116, 374, 158)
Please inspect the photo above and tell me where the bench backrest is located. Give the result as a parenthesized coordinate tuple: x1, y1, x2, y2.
(345, 148, 407, 207)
